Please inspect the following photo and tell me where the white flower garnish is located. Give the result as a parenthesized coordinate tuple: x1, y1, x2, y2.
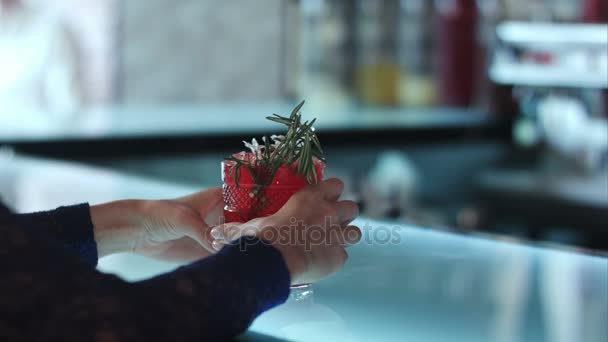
(270, 135, 285, 148)
(243, 138, 262, 159)
(243, 135, 288, 160)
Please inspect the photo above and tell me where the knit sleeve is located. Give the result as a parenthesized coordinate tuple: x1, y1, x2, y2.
(1, 203, 291, 340)
(14, 204, 98, 267)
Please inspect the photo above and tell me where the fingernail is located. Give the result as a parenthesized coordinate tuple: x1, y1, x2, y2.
(210, 228, 223, 240)
(212, 240, 224, 251)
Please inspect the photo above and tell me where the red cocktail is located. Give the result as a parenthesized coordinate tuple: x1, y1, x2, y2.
(220, 100, 324, 293)
(222, 152, 325, 223)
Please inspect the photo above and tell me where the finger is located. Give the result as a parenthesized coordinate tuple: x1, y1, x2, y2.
(204, 198, 225, 227)
(294, 246, 345, 285)
(319, 178, 344, 201)
(210, 222, 243, 243)
(335, 200, 359, 226)
(334, 247, 348, 269)
(342, 225, 362, 246)
(326, 224, 361, 247)
(174, 210, 215, 252)
(212, 240, 226, 252)
(321, 247, 349, 276)
(210, 227, 224, 240)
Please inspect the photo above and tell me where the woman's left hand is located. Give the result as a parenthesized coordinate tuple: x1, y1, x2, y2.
(91, 187, 224, 262)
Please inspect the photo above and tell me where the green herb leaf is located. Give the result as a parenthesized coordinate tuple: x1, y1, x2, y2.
(226, 100, 324, 191)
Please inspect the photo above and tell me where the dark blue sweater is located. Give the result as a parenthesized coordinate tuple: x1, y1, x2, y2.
(0, 202, 290, 341)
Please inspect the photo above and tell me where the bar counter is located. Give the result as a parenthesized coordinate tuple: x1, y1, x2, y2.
(0, 153, 606, 342)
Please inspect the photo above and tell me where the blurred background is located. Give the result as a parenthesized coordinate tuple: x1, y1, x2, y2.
(1, 0, 607, 251)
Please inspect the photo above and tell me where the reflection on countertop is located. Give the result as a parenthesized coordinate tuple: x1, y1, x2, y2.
(0, 153, 606, 342)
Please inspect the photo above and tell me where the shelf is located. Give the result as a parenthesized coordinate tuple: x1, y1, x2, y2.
(0, 104, 511, 158)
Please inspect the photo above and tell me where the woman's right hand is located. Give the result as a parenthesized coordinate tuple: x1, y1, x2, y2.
(211, 179, 361, 285)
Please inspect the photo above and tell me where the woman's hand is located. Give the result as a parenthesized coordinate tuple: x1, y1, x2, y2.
(211, 179, 361, 285)
(91, 187, 223, 262)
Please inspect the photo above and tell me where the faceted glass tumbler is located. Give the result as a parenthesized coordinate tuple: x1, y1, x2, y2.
(222, 153, 325, 223)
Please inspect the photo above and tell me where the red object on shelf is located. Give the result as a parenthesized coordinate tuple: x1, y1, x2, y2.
(582, 0, 608, 23)
(222, 153, 325, 223)
(434, 0, 479, 107)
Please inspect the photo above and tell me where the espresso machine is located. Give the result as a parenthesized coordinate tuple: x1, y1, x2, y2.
(490, 21, 608, 173)
(477, 22, 608, 245)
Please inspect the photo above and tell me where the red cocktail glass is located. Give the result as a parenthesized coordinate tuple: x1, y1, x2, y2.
(222, 152, 325, 223)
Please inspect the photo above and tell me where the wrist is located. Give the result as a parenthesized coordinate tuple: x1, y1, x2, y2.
(90, 199, 146, 257)
(255, 216, 308, 285)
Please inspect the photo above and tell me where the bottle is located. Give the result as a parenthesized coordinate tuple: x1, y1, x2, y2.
(398, 0, 436, 107)
(582, 0, 608, 23)
(355, 0, 400, 107)
(475, 0, 500, 113)
(297, 0, 351, 109)
(434, 0, 479, 107)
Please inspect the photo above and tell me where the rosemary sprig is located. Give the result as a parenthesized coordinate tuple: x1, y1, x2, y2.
(227, 100, 324, 189)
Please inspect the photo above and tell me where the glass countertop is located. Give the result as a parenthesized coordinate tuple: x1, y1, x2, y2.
(248, 219, 607, 342)
(1, 153, 606, 342)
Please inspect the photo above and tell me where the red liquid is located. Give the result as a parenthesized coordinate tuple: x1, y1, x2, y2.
(435, 0, 479, 107)
(222, 153, 325, 223)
